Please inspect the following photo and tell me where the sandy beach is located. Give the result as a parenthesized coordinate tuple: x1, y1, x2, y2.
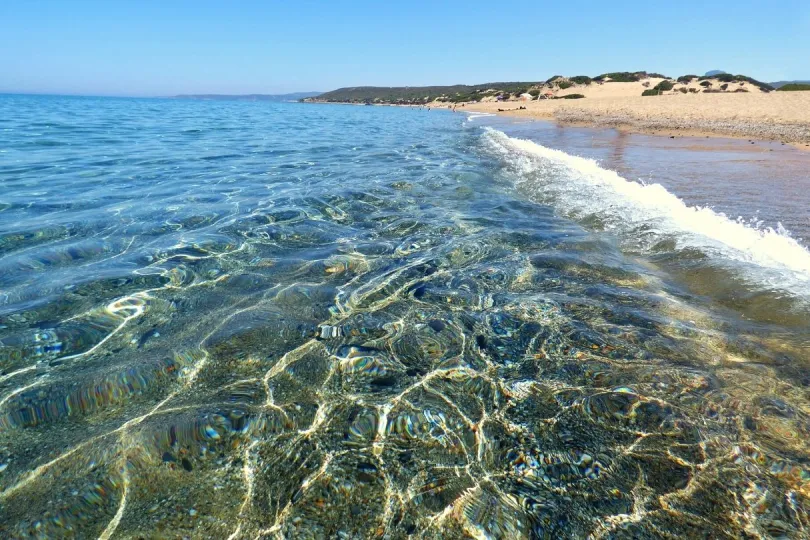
(456, 81, 810, 148)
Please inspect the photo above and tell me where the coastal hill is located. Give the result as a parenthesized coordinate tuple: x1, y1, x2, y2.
(304, 72, 792, 105)
(305, 83, 542, 105)
(770, 81, 810, 90)
(304, 72, 810, 146)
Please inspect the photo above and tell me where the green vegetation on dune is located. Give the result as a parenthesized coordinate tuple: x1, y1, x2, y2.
(594, 72, 644, 82)
(698, 74, 774, 91)
(777, 83, 810, 91)
(592, 71, 667, 82)
(594, 72, 639, 82)
(569, 75, 592, 85)
(642, 80, 675, 96)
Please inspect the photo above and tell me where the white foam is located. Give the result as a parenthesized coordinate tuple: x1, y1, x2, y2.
(465, 112, 496, 122)
(482, 128, 810, 297)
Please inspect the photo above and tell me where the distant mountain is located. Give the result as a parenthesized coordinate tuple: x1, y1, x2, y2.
(171, 92, 322, 102)
(704, 70, 728, 77)
(769, 80, 810, 89)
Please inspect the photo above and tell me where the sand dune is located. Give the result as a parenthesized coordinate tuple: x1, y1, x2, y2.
(456, 82, 810, 146)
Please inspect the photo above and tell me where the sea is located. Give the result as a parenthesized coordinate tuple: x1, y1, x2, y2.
(1, 94, 809, 538)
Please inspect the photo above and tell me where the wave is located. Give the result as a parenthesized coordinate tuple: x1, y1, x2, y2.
(482, 128, 810, 298)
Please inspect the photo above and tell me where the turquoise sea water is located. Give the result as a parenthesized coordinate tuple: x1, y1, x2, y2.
(1, 94, 809, 538)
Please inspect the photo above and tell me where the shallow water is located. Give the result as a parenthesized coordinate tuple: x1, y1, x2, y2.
(1, 95, 809, 538)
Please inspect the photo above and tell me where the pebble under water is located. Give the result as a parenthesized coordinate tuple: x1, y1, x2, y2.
(1, 95, 809, 539)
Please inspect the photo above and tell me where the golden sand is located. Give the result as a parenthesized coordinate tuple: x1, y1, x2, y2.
(451, 82, 810, 147)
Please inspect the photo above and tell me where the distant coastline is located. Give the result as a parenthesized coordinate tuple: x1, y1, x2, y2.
(172, 92, 321, 102)
(303, 73, 810, 147)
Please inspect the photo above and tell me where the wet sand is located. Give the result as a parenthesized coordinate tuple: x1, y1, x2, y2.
(470, 114, 810, 245)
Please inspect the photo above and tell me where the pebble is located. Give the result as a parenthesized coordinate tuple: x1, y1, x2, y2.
(428, 319, 446, 332)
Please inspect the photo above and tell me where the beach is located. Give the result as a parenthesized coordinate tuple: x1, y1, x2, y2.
(458, 83, 810, 148)
(7, 0, 810, 535)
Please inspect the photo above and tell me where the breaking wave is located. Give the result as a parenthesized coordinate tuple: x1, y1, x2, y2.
(483, 128, 810, 299)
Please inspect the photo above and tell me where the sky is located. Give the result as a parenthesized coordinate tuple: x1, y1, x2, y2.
(1, 0, 809, 97)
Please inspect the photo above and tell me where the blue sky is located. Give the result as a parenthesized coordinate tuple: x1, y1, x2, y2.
(1, 0, 808, 96)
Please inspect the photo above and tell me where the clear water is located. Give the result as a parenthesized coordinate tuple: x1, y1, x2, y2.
(1, 95, 809, 538)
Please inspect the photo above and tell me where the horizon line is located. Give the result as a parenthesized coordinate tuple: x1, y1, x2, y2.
(0, 90, 325, 99)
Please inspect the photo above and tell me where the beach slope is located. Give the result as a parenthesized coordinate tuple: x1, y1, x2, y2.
(461, 86, 810, 145)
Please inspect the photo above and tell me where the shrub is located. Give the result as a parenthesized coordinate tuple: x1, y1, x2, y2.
(712, 73, 736, 83)
(558, 80, 574, 89)
(688, 88, 698, 93)
(678, 87, 688, 94)
(448, 93, 482, 103)
(596, 72, 643, 82)
(643, 80, 674, 96)
(699, 81, 712, 87)
(777, 83, 810, 91)
(569, 75, 592, 85)
(677, 75, 697, 83)
(546, 75, 563, 83)
(554, 94, 585, 99)
(720, 83, 729, 91)
(528, 88, 541, 97)
(734, 88, 749, 93)
(653, 80, 675, 92)
(647, 73, 669, 79)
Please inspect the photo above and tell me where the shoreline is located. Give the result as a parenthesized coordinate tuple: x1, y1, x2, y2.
(457, 93, 810, 151)
(304, 96, 810, 151)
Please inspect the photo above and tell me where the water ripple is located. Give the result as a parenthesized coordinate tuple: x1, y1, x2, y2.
(0, 96, 808, 538)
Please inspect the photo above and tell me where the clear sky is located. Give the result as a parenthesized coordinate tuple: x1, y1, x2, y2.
(1, 0, 808, 96)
